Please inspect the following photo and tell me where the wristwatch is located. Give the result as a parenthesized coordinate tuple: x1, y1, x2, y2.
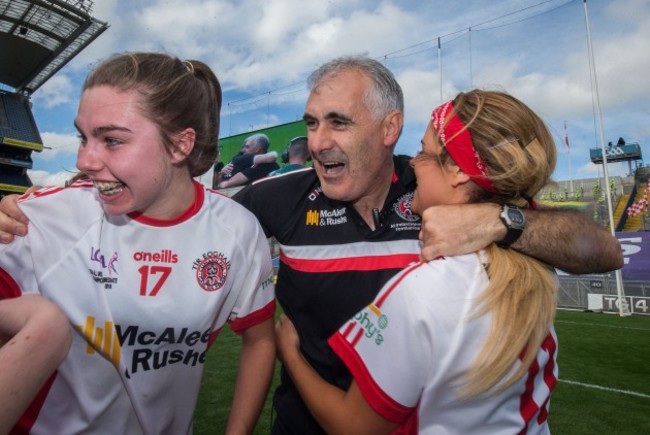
(497, 204, 525, 248)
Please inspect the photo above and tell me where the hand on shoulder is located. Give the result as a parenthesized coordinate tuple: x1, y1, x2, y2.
(0, 193, 30, 243)
(419, 203, 503, 261)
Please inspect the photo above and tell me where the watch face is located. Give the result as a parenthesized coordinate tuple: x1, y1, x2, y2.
(507, 208, 525, 226)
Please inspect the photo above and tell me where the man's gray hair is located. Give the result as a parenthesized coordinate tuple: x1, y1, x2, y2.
(245, 133, 271, 152)
(307, 55, 404, 121)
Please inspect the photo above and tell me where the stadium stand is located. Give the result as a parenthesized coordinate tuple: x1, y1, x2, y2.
(553, 165, 650, 316)
(538, 175, 627, 229)
(0, 0, 107, 197)
(618, 166, 650, 232)
(0, 90, 42, 194)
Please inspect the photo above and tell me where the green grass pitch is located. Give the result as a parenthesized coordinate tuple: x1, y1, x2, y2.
(193, 309, 650, 434)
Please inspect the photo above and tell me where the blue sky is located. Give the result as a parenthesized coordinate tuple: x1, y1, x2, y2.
(12, 0, 650, 188)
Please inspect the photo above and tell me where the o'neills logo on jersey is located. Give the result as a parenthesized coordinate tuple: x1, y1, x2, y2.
(353, 304, 388, 345)
(76, 316, 213, 377)
(393, 192, 420, 222)
(192, 251, 230, 292)
(133, 249, 179, 263)
(305, 207, 347, 226)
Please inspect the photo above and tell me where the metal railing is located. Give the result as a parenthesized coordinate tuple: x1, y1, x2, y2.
(558, 275, 650, 315)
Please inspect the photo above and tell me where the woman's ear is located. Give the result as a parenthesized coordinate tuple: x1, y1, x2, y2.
(171, 128, 196, 163)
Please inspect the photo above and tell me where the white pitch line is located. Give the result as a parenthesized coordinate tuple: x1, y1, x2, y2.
(555, 320, 650, 331)
(560, 379, 650, 399)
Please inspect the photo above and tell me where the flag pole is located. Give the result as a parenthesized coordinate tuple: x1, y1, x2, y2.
(438, 37, 443, 102)
(583, 0, 627, 316)
(564, 121, 574, 194)
(468, 27, 473, 88)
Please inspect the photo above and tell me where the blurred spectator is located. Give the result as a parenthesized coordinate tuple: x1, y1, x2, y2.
(216, 133, 279, 188)
(268, 136, 310, 176)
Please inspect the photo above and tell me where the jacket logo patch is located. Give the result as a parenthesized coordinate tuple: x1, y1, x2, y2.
(394, 192, 420, 222)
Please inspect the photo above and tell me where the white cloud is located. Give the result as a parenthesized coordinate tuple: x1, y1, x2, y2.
(26, 170, 73, 187)
(255, 0, 330, 51)
(31, 75, 78, 109)
(589, 24, 650, 109)
(606, 0, 649, 26)
(398, 68, 440, 126)
(133, 1, 238, 58)
(16, 0, 650, 184)
(37, 132, 80, 160)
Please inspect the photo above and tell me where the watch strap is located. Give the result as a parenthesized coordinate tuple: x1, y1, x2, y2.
(497, 204, 524, 248)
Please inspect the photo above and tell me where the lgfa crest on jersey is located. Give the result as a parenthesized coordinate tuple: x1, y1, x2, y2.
(192, 251, 231, 292)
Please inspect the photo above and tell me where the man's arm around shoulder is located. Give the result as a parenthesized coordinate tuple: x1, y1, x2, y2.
(419, 203, 623, 274)
(514, 207, 623, 274)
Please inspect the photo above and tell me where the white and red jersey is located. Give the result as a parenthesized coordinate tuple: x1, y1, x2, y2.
(329, 252, 558, 435)
(0, 180, 275, 435)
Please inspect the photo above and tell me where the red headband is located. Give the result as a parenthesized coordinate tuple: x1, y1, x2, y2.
(431, 101, 496, 193)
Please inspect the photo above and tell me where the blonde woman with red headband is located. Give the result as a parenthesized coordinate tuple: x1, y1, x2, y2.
(276, 89, 558, 434)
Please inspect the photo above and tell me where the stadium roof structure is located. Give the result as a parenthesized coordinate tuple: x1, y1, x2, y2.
(0, 0, 108, 95)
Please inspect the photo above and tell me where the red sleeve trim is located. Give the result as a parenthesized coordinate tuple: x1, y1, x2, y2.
(0, 267, 22, 299)
(229, 300, 276, 335)
(329, 333, 413, 423)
